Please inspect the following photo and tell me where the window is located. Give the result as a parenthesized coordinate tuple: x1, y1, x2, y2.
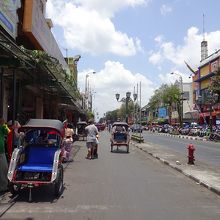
(183, 92, 189, 100)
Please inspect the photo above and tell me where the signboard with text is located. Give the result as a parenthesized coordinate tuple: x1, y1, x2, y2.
(158, 107, 167, 118)
(23, 0, 69, 71)
(0, 0, 21, 38)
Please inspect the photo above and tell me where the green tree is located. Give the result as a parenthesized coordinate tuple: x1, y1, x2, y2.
(147, 83, 181, 126)
(209, 67, 220, 98)
(87, 111, 94, 120)
(118, 101, 136, 122)
(161, 84, 181, 126)
(106, 109, 119, 123)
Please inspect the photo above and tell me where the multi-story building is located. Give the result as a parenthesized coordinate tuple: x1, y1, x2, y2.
(0, 0, 86, 124)
(193, 47, 220, 126)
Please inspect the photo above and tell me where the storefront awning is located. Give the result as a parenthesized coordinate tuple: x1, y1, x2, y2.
(199, 110, 220, 117)
(0, 29, 86, 115)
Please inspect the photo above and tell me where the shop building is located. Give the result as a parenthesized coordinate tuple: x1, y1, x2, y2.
(0, 0, 86, 124)
(193, 43, 220, 126)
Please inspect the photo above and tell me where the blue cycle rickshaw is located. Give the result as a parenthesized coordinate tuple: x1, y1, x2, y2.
(110, 122, 130, 153)
(7, 119, 64, 201)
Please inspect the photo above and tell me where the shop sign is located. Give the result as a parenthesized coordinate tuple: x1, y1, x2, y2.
(23, 0, 68, 71)
(213, 103, 220, 111)
(0, 0, 21, 38)
(158, 107, 167, 118)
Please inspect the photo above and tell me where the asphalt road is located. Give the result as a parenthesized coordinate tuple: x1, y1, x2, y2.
(142, 131, 220, 169)
(1, 131, 220, 220)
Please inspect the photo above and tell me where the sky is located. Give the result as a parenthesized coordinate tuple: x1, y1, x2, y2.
(46, 0, 220, 120)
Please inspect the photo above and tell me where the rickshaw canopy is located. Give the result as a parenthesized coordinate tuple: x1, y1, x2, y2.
(77, 121, 87, 126)
(112, 122, 129, 128)
(19, 119, 64, 135)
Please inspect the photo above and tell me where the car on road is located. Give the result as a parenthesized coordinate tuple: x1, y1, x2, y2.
(130, 124, 143, 133)
(95, 123, 105, 131)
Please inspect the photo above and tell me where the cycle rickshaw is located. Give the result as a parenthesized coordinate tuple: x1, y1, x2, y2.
(75, 121, 87, 141)
(7, 119, 64, 201)
(110, 122, 130, 153)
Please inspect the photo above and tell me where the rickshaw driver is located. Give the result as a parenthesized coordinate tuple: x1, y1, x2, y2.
(85, 119, 98, 159)
(112, 125, 126, 133)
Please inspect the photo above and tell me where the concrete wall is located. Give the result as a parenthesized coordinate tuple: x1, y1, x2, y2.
(182, 82, 193, 118)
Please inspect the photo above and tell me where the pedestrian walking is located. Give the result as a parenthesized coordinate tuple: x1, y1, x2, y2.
(108, 123, 112, 132)
(63, 123, 74, 162)
(0, 117, 10, 193)
(85, 119, 98, 159)
(7, 120, 22, 161)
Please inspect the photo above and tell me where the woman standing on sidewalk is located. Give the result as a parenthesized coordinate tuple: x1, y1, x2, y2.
(0, 117, 10, 192)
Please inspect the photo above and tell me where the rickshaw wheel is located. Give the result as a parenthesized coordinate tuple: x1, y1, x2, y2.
(110, 143, 113, 152)
(8, 183, 21, 195)
(127, 145, 130, 153)
(54, 165, 64, 197)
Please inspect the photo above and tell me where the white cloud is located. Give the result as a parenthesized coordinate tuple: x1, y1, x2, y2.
(149, 27, 220, 85)
(160, 4, 172, 16)
(46, 0, 145, 56)
(149, 52, 162, 65)
(149, 27, 220, 71)
(154, 35, 164, 44)
(158, 71, 191, 85)
(78, 61, 154, 117)
(74, 0, 149, 17)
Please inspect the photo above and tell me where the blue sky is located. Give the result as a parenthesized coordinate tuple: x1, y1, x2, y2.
(46, 0, 220, 119)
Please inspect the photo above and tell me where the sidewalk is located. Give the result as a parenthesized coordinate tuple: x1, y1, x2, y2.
(131, 141, 220, 196)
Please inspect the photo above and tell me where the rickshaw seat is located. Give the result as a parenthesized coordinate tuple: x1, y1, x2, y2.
(18, 164, 53, 172)
(114, 132, 127, 141)
(18, 145, 58, 172)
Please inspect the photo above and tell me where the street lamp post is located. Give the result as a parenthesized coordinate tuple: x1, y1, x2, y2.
(171, 72, 184, 127)
(85, 71, 96, 109)
(90, 90, 96, 112)
(85, 71, 96, 95)
(115, 92, 137, 123)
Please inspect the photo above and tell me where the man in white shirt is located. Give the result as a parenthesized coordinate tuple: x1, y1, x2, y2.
(85, 119, 98, 159)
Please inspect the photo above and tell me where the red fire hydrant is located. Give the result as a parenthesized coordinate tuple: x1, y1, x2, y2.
(187, 144, 195, 165)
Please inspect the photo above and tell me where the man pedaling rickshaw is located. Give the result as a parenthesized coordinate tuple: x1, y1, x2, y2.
(85, 119, 99, 160)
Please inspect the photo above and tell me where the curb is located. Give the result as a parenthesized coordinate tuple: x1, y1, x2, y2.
(134, 143, 220, 196)
(152, 132, 208, 142)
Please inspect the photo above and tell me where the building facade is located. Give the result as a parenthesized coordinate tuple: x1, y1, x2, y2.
(193, 49, 220, 126)
(0, 0, 86, 125)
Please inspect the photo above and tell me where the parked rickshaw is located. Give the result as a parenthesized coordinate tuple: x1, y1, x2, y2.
(75, 121, 87, 141)
(7, 119, 64, 201)
(110, 122, 130, 153)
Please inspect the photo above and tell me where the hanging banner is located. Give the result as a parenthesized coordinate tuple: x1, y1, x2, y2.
(0, 0, 21, 38)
